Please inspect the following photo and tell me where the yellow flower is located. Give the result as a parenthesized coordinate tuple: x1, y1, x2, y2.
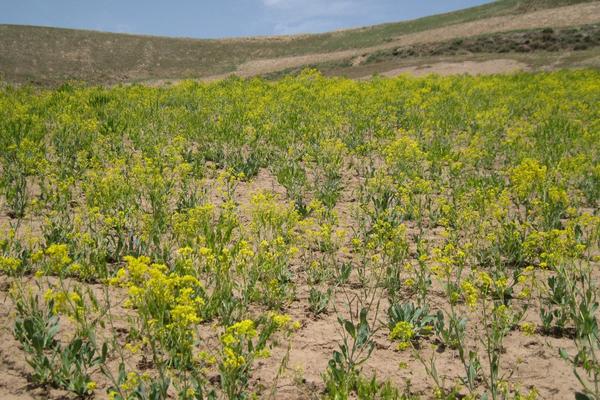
(272, 313, 292, 328)
(389, 321, 414, 351)
(256, 348, 271, 358)
(461, 280, 478, 309)
(519, 322, 536, 336)
(223, 347, 246, 369)
(495, 276, 508, 292)
(227, 319, 257, 338)
(43, 289, 55, 302)
(69, 291, 81, 304)
(510, 158, 546, 200)
(31, 250, 44, 263)
(86, 381, 97, 392)
(44, 243, 72, 272)
(221, 333, 236, 346)
(171, 304, 201, 327)
(125, 342, 141, 354)
(120, 372, 140, 391)
(0, 256, 21, 273)
(478, 271, 493, 292)
(198, 351, 217, 365)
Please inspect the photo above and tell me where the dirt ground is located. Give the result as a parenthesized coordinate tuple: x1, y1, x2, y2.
(373, 59, 530, 78)
(0, 167, 586, 399)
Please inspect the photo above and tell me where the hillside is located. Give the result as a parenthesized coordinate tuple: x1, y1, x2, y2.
(0, 0, 599, 85)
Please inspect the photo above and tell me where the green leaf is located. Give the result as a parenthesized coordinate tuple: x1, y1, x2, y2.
(575, 392, 592, 400)
(359, 308, 368, 326)
(101, 342, 108, 361)
(344, 320, 356, 339)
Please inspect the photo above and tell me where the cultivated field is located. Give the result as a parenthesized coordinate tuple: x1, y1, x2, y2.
(1, 70, 599, 399)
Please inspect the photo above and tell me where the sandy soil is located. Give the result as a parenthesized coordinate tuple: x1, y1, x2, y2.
(373, 59, 530, 78)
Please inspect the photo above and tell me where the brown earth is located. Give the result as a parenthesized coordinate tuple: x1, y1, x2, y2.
(374, 59, 529, 78)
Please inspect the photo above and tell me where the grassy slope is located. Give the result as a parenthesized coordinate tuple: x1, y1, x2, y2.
(365, 24, 600, 62)
(258, 24, 600, 79)
(0, 0, 595, 85)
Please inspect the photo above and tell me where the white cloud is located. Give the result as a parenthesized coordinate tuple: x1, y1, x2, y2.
(262, 0, 287, 6)
(261, 0, 376, 34)
(263, 0, 359, 14)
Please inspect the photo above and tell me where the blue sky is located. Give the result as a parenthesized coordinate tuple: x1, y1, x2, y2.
(1, 0, 493, 38)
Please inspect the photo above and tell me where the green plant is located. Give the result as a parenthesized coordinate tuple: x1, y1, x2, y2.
(325, 373, 410, 400)
(106, 362, 176, 400)
(56, 337, 108, 396)
(13, 290, 60, 384)
(388, 302, 435, 347)
(274, 154, 308, 215)
(219, 315, 297, 399)
(12, 286, 107, 396)
(309, 287, 332, 316)
(540, 275, 571, 333)
(324, 307, 377, 396)
(558, 261, 600, 400)
(433, 310, 467, 350)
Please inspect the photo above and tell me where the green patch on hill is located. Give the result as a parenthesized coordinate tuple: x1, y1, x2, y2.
(366, 24, 600, 62)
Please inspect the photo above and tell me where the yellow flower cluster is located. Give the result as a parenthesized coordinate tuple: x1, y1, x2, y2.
(37, 243, 72, 275)
(0, 256, 22, 274)
(119, 371, 141, 391)
(43, 288, 84, 317)
(223, 346, 246, 369)
(384, 132, 426, 176)
(170, 288, 203, 327)
(461, 280, 479, 309)
(110, 255, 204, 329)
(509, 158, 547, 201)
(519, 322, 537, 336)
(523, 227, 581, 269)
(250, 191, 299, 241)
(270, 312, 301, 331)
(220, 319, 257, 370)
(389, 321, 415, 351)
(431, 243, 466, 280)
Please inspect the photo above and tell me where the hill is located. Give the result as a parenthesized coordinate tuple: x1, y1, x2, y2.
(0, 0, 599, 85)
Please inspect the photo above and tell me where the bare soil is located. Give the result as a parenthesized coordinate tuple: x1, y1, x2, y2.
(374, 59, 529, 78)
